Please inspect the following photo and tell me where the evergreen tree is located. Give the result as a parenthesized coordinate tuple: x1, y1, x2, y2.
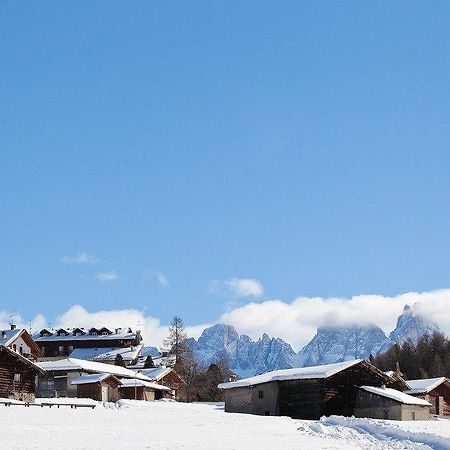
(114, 354, 125, 367)
(143, 355, 155, 368)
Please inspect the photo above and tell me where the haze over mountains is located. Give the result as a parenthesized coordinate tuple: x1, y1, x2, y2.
(182, 305, 442, 377)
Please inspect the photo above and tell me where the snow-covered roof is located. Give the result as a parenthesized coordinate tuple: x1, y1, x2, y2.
(359, 386, 431, 406)
(118, 378, 171, 391)
(137, 367, 172, 381)
(33, 329, 138, 342)
(69, 344, 143, 362)
(37, 358, 152, 382)
(72, 373, 117, 385)
(405, 377, 449, 394)
(219, 360, 364, 389)
(0, 345, 46, 374)
(0, 329, 22, 346)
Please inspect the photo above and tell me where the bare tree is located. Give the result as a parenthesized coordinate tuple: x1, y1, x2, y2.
(162, 315, 188, 367)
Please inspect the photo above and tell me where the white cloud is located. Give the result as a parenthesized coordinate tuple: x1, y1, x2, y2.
(96, 271, 118, 282)
(3, 289, 450, 353)
(145, 270, 170, 288)
(60, 252, 100, 264)
(220, 290, 450, 351)
(212, 278, 264, 298)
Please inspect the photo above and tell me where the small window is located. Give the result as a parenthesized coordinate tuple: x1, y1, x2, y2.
(383, 410, 389, 419)
(12, 344, 17, 352)
(91, 332, 97, 336)
(258, 390, 264, 399)
(14, 373, 22, 383)
(41, 346, 45, 355)
(58, 346, 64, 354)
(411, 411, 416, 421)
(19, 346, 23, 355)
(102, 331, 108, 335)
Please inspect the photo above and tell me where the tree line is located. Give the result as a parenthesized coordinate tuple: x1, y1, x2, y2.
(374, 331, 450, 380)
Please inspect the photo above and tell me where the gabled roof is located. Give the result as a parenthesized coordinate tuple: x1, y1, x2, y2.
(359, 386, 431, 406)
(72, 373, 120, 385)
(405, 377, 450, 394)
(68, 344, 143, 362)
(0, 328, 43, 357)
(118, 378, 171, 391)
(138, 367, 173, 381)
(219, 360, 390, 390)
(37, 357, 153, 382)
(33, 328, 138, 342)
(0, 345, 46, 374)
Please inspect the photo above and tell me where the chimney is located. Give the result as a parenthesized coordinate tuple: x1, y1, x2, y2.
(10, 324, 16, 331)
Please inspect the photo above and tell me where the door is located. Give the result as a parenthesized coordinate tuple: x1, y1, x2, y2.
(101, 385, 109, 402)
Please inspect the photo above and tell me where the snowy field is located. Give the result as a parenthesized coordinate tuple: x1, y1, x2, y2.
(0, 399, 449, 450)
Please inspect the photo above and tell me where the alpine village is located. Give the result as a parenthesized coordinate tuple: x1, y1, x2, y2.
(0, 313, 449, 421)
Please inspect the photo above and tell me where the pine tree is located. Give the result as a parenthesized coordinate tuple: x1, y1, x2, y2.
(114, 354, 125, 367)
(144, 355, 155, 368)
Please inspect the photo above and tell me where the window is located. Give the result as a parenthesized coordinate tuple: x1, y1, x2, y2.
(58, 346, 64, 355)
(19, 346, 23, 355)
(383, 410, 389, 419)
(41, 346, 45, 355)
(91, 332, 97, 335)
(411, 411, 416, 421)
(12, 344, 16, 352)
(14, 373, 22, 383)
(102, 331, 108, 335)
(258, 390, 264, 399)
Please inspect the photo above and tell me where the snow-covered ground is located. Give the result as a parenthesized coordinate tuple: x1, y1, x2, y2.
(0, 399, 448, 449)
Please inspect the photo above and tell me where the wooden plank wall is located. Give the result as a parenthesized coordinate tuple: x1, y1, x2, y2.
(0, 351, 37, 401)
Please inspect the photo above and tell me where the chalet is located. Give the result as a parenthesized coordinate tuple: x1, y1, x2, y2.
(0, 344, 45, 402)
(72, 373, 121, 402)
(0, 326, 42, 360)
(33, 326, 142, 360)
(118, 379, 172, 401)
(137, 367, 186, 398)
(36, 357, 155, 398)
(405, 377, 450, 416)
(218, 360, 394, 419)
(355, 385, 430, 421)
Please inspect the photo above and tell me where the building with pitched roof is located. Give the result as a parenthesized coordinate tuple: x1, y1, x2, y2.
(219, 360, 395, 419)
(355, 385, 431, 420)
(405, 377, 450, 416)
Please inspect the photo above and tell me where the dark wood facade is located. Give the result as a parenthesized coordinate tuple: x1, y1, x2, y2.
(75, 376, 121, 402)
(223, 361, 393, 419)
(411, 383, 450, 416)
(0, 346, 45, 402)
(278, 362, 392, 419)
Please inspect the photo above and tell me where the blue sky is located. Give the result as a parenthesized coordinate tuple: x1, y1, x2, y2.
(2, 2, 450, 341)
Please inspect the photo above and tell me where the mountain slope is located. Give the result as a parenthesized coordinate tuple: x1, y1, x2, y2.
(187, 324, 296, 377)
(298, 325, 387, 367)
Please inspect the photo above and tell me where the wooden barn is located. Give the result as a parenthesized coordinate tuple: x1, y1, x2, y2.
(0, 344, 46, 402)
(219, 360, 394, 419)
(137, 367, 186, 398)
(405, 377, 450, 417)
(72, 373, 121, 402)
(355, 385, 430, 421)
(118, 379, 172, 401)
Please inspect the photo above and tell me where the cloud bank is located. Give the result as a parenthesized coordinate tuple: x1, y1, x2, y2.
(220, 290, 450, 350)
(1, 289, 449, 352)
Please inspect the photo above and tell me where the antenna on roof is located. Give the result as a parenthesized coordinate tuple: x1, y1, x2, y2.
(28, 320, 32, 334)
